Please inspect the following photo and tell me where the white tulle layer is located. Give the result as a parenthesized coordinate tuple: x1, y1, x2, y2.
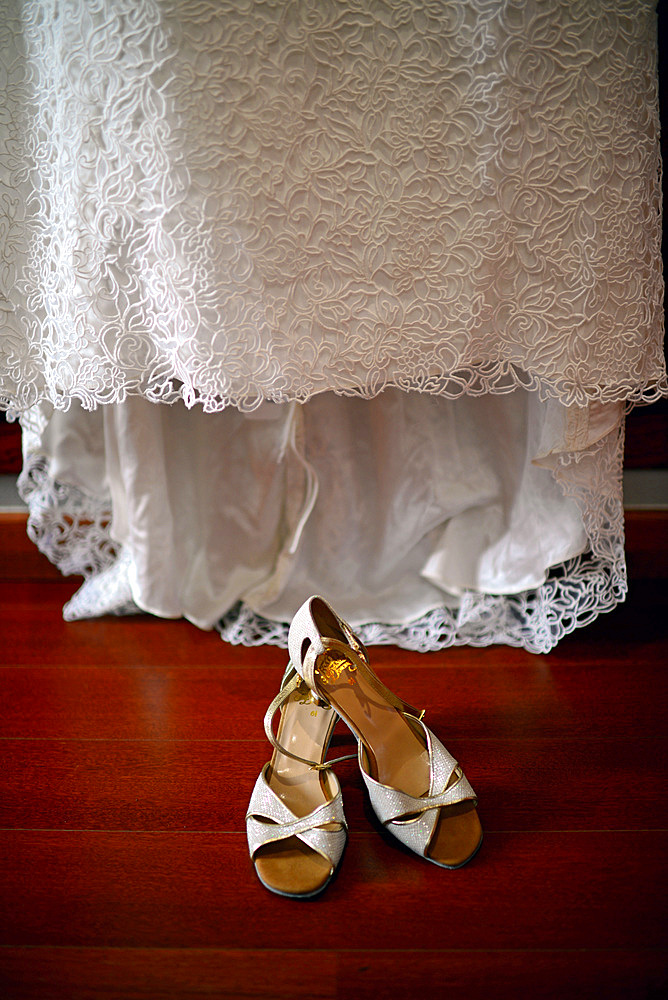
(18, 388, 626, 653)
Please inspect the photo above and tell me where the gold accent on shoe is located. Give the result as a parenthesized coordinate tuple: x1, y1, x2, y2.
(315, 650, 358, 685)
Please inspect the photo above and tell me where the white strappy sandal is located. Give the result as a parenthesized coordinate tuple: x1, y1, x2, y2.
(246, 665, 350, 898)
(288, 596, 482, 869)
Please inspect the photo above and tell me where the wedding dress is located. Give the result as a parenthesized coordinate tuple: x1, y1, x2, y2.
(1, 0, 665, 652)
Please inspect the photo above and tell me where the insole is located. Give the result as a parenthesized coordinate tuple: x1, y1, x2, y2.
(314, 641, 431, 794)
(268, 681, 336, 814)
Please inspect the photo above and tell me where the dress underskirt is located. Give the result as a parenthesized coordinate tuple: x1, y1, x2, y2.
(19, 387, 625, 653)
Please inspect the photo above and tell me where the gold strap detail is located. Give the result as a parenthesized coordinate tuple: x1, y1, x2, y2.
(263, 663, 357, 771)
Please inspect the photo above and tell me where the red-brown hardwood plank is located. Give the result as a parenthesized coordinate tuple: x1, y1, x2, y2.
(2, 525, 667, 999)
(0, 737, 665, 833)
(1, 574, 666, 669)
(0, 831, 665, 951)
(0, 946, 665, 1000)
(0, 582, 263, 669)
(0, 947, 337, 1000)
(0, 515, 64, 582)
(0, 580, 530, 670)
(1, 659, 665, 741)
(321, 948, 668, 1000)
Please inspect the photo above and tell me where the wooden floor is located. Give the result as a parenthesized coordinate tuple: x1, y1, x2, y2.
(0, 527, 667, 999)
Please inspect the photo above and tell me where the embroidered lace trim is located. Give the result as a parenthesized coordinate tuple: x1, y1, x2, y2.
(18, 419, 626, 653)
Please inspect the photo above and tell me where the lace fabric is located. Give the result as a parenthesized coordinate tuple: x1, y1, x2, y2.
(1, 0, 665, 416)
(4, 1, 665, 653)
(18, 455, 116, 580)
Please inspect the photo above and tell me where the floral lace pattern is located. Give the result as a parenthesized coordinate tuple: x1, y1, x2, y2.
(18, 455, 117, 579)
(213, 551, 620, 655)
(1, 0, 665, 417)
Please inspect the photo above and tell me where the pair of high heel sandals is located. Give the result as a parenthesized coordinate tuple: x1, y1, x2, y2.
(246, 596, 482, 898)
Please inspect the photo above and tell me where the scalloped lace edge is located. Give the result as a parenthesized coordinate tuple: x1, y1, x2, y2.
(17, 419, 628, 654)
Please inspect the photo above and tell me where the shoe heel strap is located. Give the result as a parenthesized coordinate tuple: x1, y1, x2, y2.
(288, 595, 369, 690)
(290, 596, 425, 723)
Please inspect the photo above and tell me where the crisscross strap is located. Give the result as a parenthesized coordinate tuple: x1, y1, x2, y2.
(246, 766, 347, 869)
(359, 718, 477, 857)
(263, 664, 356, 770)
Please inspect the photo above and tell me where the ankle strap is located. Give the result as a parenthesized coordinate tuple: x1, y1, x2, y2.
(263, 665, 357, 771)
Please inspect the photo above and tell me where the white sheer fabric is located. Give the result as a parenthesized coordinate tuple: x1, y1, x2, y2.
(2, 1, 665, 651)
